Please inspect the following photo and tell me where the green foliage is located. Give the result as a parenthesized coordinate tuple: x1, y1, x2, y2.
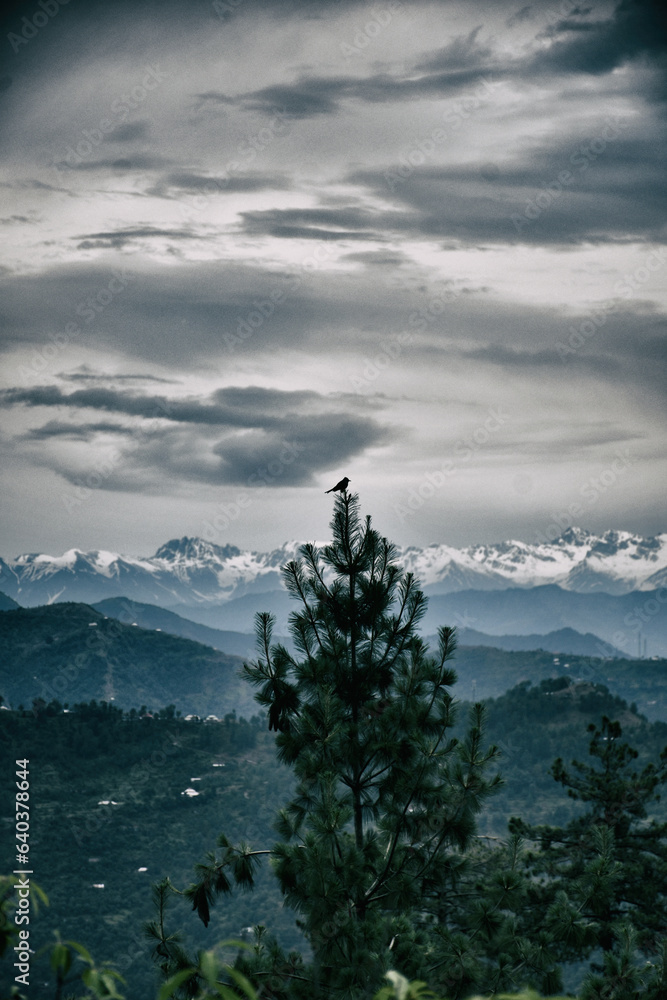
(0, 705, 294, 999)
(473, 677, 667, 835)
(450, 644, 667, 723)
(178, 493, 503, 999)
(510, 715, 667, 995)
(4, 501, 667, 998)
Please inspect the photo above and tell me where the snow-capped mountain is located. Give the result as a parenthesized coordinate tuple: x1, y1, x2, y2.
(401, 528, 667, 596)
(0, 529, 665, 610)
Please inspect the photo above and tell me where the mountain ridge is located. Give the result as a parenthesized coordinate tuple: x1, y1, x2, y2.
(1, 528, 665, 610)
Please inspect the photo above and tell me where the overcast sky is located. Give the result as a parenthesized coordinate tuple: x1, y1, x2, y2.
(1, 0, 665, 557)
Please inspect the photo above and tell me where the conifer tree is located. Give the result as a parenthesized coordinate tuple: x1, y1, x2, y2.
(179, 492, 502, 998)
(510, 715, 667, 996)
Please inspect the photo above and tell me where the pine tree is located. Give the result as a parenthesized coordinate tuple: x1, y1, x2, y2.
(510, 715, 667, 993)
(178, 492, 502, 998)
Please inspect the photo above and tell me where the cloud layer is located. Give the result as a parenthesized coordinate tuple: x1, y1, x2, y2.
(0, 0, 665, 553)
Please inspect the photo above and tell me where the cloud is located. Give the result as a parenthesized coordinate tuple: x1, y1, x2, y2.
(239, 206, 390, 241)
(0, 215, 37, 226)
(3, 383, 392, 492)
(103, 120, 151, 143)
(211, 2, 666, 126)
(21, 420, 135, 441)
(74, 226, 203, 250)
(147, 169, 293, 198)
(53, 154, 172, 174)
(530, 0, 667, 77)
(506, 5, 535, 28)
(341, 250, 410, 267)
(59, 368, 177, 384)
(215, 27, 502, 119)
(348, 127, 667, 246)
(0, 259, 426, 363)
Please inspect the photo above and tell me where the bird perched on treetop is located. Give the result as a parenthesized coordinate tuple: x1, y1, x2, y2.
(325, 476, 350, 494)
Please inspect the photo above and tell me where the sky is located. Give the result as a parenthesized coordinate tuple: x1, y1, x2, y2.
(0, 0, 665, 558)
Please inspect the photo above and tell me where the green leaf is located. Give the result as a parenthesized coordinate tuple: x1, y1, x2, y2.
(157, 967, 195, 1000)
(50, 942, 72, 975)
(199, 949, 219, 986)
(224, 965, 259, 999)
(64, 939, 94, 965)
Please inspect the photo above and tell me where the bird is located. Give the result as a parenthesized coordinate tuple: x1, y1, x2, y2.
(325, 476, 350, 494)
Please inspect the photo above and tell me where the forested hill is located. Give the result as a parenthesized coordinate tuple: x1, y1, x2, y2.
(452, 644, 667, 721)
(2, 601, 666, 722)
(0, 682, 665, 1000)
(0, 602, 257, 719)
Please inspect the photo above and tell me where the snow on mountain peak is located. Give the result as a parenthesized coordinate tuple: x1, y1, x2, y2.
(2, 529, 666, 608)
(153, 537, 242, 563)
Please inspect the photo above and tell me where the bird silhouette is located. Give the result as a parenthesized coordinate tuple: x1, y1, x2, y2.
(325, 476, 350, 494)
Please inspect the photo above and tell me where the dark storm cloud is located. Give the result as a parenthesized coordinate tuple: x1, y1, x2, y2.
(414, 27, 497, 73)
(227, 63, 505, 119)
(210, 414, 390, 486)
(217, 1, 667, 123)
(212, 5, 667, 125)
(506, 5, 535, 28)
(0, 384, 284, 428)
(1, 215, 36, 225)
(530, 0, 667, 76)
(342, 250, 410, 267)
(216, 28, 501, 119)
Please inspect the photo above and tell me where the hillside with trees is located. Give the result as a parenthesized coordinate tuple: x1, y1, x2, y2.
(1, 495, 665, 999)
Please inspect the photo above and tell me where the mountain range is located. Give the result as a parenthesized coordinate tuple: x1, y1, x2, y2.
(2, 530, 666, 656)
(1, 529, 666, 610)
(89, 596, 626, 660)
